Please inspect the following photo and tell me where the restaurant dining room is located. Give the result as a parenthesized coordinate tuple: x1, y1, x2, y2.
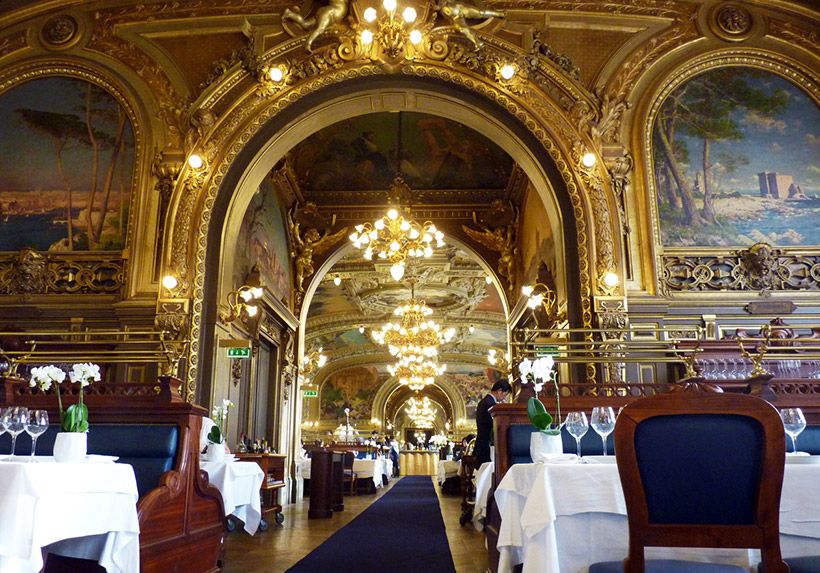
(0, 0, 819, 572)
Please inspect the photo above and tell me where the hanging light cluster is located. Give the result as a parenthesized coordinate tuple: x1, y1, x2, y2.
(371, 298, 455, 357)
(348, 207, 445, 281)
(405, 396, 437, 429)
(388, 355, 447, 392)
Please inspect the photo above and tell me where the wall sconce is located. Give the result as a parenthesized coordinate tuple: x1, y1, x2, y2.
(333, 274, 342, 286)
(187, 153, 204, 170)
(161, 274, 179, 290)
(487, 347, 511, 373)
(358, 325, 365, 334)
(499, 63, 516, 80)
(521, 283, 556, 311)
(468, 324, 475, 333)
(220, 284, 263, 323)
(302, 347, 327, 377)
(603, 272, 619, 288)
(581, 151, 597, 168)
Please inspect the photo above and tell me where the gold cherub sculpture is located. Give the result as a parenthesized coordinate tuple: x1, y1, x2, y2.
(435, 0, 505, 49)
(282, 0, 349, 52)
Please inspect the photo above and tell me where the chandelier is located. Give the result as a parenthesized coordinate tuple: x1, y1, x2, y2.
(405, 396, 437, 429)
(388, 355, 446, 392)
(348, 178, 445, 281)
(371, 298, 455, 358)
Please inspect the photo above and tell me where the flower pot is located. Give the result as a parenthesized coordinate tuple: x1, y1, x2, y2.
(530, 431, 563, 463)
(204, 442, 225, 462)
(54, 432, 88, 463)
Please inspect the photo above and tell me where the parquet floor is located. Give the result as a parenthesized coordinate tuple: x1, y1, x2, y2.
(221, 477, 488, 573)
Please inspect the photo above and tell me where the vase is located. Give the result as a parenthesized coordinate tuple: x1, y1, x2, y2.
(530, 431, 563, 463)
(204, 442, 225, 462)
(54, 432, 88, 463)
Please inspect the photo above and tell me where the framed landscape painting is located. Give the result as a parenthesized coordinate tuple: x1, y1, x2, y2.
(0, 76, 135, 252)
(652, 67, 819, 248)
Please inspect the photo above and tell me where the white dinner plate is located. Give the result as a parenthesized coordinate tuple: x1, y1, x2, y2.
(785, 455, 820, 465)
(85, 454, 119, 463)
(582, 455, 617, 464)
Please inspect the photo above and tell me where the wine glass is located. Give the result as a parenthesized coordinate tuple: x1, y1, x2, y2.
(5, 407, 29, 458)
(25, 410, 49, 461)
(591, 406, 616, 456)
(565, 412, 589, 459)
(780, 408, 807, 453)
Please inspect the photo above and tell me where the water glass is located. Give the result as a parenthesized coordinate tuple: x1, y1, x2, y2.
(780, 408, 806, 453)
(565, 412, 589, 458)
(591, 406, 616, 456)
(4, 407, 29, 458)
(25, 410, 49, 461)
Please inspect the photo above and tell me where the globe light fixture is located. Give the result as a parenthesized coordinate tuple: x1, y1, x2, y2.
(371, 297, 455, 359)
(162, 274, 178, 290)
(187, 154, 203, 169)
(582, 151, 597, 168)
(500, 64, 516, 80)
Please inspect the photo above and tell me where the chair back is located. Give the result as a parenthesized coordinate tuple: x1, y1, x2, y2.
(343, 450, 355, 469)
(614, 392, 788, 573)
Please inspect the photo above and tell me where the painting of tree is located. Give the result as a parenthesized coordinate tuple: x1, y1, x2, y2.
(0, 77, 134, 251)
(653, 68, 820, 247)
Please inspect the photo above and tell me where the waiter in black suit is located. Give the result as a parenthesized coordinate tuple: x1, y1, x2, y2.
(474, 380, 512, 466)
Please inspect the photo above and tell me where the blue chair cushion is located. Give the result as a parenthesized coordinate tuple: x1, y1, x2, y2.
(0, 423, 178, 499)
(635, 414, 763, 525)
(759, 556, 820, 573)
(791, 425, 820, 455)
(590, 560, 746, 573)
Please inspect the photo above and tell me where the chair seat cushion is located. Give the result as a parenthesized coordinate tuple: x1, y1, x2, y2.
(759, 556, 820, 573)
(590, 560, 746, 573)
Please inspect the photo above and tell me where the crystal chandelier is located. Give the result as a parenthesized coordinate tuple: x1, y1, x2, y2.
(348, 178, 445, 281)
(405, 396, 437, 428)
(388, 354, 446, 392)
(371, 298, 455, 358)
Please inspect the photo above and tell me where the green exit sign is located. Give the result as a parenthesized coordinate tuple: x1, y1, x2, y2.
(303, 389, 318, 398)
(227, 347, 251, 359)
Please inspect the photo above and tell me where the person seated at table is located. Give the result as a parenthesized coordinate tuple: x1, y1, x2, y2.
(474, 380, 511, 466)
(453, 433, 475, 461)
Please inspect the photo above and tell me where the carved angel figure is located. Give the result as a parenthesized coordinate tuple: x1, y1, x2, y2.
(288, 206, 347, 293)
(282, 0, 349, 52)
(461, 222, 517, 294)
(435, 0, 505, 49)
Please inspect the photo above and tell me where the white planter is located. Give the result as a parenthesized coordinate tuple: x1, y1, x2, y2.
(54, 432, 88, 463)
(530, 431, 563, 463)
(203, 442, 225, 462)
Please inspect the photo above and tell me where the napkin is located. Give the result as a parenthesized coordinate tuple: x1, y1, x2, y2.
(541, 453, 578, 464)
(85, 454, 119, 463)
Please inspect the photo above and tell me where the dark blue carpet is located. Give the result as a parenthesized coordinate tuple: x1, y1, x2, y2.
(286, 476, 456, 573)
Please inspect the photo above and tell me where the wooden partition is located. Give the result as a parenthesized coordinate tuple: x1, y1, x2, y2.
(0, 375, 225, 573)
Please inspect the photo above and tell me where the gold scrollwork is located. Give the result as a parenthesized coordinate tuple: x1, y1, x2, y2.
(0, 250, 125, 296)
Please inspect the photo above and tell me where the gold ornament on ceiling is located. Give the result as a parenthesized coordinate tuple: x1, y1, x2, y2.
(371, 297, 455, 358)
(404, 396, 437, 427)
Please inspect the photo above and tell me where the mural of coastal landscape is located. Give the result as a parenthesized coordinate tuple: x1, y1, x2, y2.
(233, 178, 292, 304)
(0, 77, 134, 251)
(653, 68, 820, 247)
(319, 366, 386, 421)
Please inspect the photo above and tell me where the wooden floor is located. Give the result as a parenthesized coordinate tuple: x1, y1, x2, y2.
(222, 477, 488, 573)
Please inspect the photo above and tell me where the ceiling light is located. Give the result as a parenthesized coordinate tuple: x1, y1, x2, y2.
(582, 152, 597, 168)
(402, 6, 417, 22)
(359, 325, 365, 334)
(485, 275, 492, 284)
(603, 272, 619, 288)
(361, 29, 374, 44)
(268, 66, 284, 82)
(469, 324, 475, 333)
(162, 275, 178, 290)
(409, 29, 422, 44)
(187, 154, 203, 169)
(500, 64, 516, 80)
(364, 7, 378, 21)
(333, 274, 342, 286)
(383, 0, 397, 11)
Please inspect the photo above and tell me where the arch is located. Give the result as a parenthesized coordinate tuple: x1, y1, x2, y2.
(192, 75, 589, 399)
(372, 375, 467, 428)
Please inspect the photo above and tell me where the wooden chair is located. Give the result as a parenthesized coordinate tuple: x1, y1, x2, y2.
(590, 391, 789, 573)
(342, 450, 358, 495)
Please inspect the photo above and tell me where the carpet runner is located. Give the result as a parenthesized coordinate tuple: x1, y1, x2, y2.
(286, 476, 456, 573)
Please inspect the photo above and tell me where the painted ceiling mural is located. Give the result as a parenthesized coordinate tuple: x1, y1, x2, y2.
(291, 111, 513, 191)
(233, 177, 292, 304)
(653, 67, 820, 248)
(319, 366, 386, 422)
(0, 77, 135, 252)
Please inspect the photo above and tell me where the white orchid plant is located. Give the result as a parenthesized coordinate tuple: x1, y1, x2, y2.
(208, 399, 234, 445)
(29, 362, 100, 432)
(518, 356, 561, 436)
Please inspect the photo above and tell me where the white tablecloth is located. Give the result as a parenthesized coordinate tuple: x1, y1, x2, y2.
(495, 459, 820, 573)
(437, 460, 461, 484)
(200, 458, 265, 534)
(353, 458, 385, 488)
(472, 461, 494, 531)
(0, 457, 140, 573)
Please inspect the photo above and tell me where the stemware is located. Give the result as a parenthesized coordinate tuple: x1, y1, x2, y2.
(565, 412, 589, 459)
(591, 406, 616, 456)
(25, 410, 49, 461)
(5, 407, 29, 458)
(780, 408, 807, 453)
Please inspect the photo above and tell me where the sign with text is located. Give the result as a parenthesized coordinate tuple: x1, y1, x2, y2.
(227, 347, 251, 359)
(303, 389, 318, 398)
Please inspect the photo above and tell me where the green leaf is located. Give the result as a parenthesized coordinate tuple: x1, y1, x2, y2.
(207, 426, 223, 444)
(62, 403, 88, 433)
(527, 398, 553, 431)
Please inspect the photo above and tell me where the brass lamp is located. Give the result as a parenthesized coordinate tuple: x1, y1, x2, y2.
(220, 284, 264, 323)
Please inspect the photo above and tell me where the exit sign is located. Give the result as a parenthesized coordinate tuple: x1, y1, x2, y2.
(303, 389, 318, 398)
(227, 347, 251, 359)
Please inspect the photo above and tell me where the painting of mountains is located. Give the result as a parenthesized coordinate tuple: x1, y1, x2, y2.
(653, 67, 820, 247)
(0, 76, 134, 252)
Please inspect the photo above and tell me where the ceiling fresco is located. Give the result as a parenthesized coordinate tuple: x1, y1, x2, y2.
(290, 111, 514, 192)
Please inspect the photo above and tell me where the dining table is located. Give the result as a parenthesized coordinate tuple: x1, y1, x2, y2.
(437, 459, 461, 484)
(494, 456, 820, 573)
(471, 461, 494, 531)
(200, 456, 265, 534)
(0, 456, 140, 573)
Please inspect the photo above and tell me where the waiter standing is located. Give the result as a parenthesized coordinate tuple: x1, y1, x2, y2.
(474, 380, 512, 466)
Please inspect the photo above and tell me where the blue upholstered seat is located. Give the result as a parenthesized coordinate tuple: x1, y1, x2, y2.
(791, 424, 820, 454)
(590, 559, 745, 573)
(507, 423, 615, 466)
(0, 423, 179, 498)
(759, 556, 820, 573)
